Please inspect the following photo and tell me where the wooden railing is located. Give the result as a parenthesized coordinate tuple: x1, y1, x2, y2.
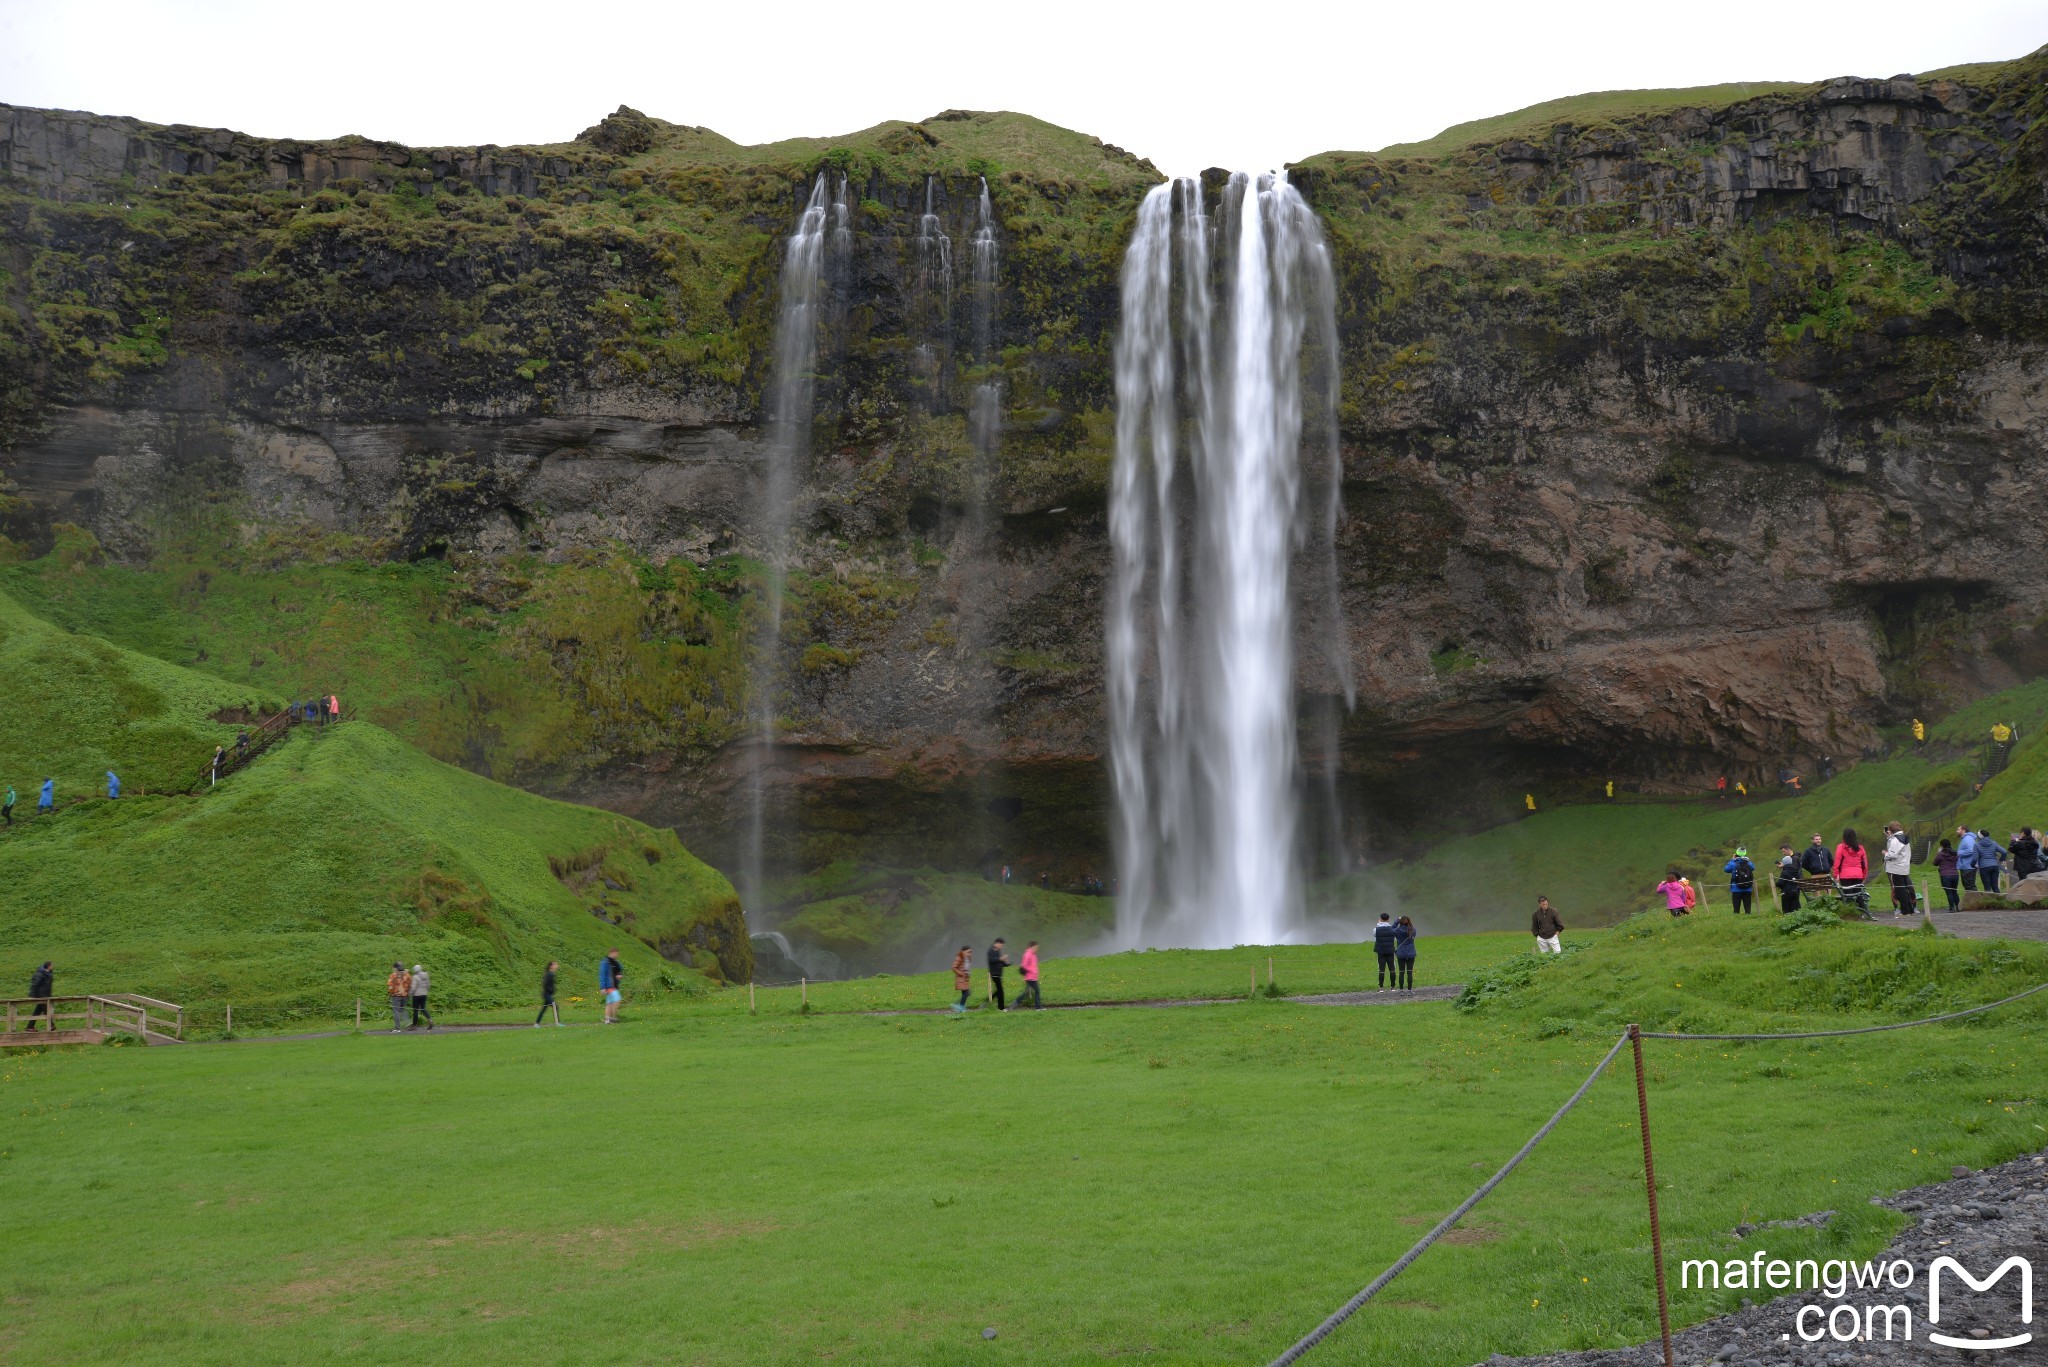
(187, 700, 353, 793)
(0, 995, 184, 1045)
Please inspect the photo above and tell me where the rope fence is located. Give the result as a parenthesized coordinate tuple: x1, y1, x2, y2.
(1267, 980, 2048, 1366)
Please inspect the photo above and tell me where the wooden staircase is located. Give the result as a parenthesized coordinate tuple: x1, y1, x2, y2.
(1, 994, 185, 1047)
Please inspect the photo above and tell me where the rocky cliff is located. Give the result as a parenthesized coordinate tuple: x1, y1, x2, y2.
(2, 52, 2044, 888)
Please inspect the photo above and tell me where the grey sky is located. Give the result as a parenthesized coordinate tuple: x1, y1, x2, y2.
(1, 0, 2041, 174)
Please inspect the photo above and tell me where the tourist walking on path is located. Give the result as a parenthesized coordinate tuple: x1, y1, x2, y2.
(1531, 897, 1563, 954)
(1958, 827, 1980, 891)
(1775, 845, 1802, 914)
(535, 960, 560, 1026)
(1974, 828, 2009, 893)
(38, 777, 54, 814)
(1882, 823, 1916, 916)
(25, 960, 53, 1031)
(1723, 848, 1757, 914)
(1799, 833, 1833, 878)
(1373, 913, 1399, 985)
(1935, 839, 1961, 912)
(1393, 916, 1417, 990)
(2013, 827, 2044, 879)
(385, 961, 410, 1030)
(105, 770, 119, 800)
(1680, 876, 1698, 913)
(1020, 941, 1042, 1009)
(1657, 869, 1691, 918)
(2, 784, 13, 826)
(986, 938, 1011, 1011)
(950, 945, 972, 1013)
(1834, 829, 1871, 914)
(599, 950, 624, 1023)
(408, 963, 433, 1029)
(328, 694, 341, 724)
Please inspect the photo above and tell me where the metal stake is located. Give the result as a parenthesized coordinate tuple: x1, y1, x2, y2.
(1629, 1024, 1675, 1367)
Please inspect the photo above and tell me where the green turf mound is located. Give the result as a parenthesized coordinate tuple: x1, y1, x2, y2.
(1455, 911, 2048, 1036)
(0, 591, 746, 1023)
(0, 587, 269, 797)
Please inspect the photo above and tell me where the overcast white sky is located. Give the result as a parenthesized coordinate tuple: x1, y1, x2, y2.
(1, 1, 2042, 175)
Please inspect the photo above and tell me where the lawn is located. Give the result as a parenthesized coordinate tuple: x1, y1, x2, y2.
(4, 915, 2045, 1365)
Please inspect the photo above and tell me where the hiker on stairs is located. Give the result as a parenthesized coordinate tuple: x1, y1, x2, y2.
(26, 961, 52, 1031)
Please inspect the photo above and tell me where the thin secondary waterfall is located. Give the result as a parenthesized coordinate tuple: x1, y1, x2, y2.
(1107, 172, 1346, 949)
(967, 177, 1000, 492)
(742, 172, 846, 911)
(915, 176, 953, 316)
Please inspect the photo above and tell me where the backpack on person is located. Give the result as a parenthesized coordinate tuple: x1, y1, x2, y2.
(1729, 857, 1754, 891)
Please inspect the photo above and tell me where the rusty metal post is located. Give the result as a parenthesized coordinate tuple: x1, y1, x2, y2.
(1629, 1024, 1675, 1367)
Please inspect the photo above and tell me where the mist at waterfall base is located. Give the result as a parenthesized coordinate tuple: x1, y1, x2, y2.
(1106, 172, 1365, 953)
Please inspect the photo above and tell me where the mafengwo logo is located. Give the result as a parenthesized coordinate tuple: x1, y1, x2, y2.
(1929, 1255, 2033, 1351)
(1682, 1251, 2034, 1350)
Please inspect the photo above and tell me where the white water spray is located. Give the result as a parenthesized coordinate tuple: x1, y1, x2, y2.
(915, 176, 954, 316)
(1107, 172, 1347, 949)
(968, 177, 1000, 476)
(742, 172, 847, 910)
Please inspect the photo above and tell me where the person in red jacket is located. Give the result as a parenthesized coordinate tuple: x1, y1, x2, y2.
(1833, 828, 1871, 915)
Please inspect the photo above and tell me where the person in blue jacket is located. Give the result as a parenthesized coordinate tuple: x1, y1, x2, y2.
(1956, 827, 1979, 891)
(1723, 847, 1758, 914)
(1371, 913, 1398, 989)
(38, 777, 54, 814)
(599, 949, 624, 1024)
(1974, 828, 2009, 894)
(1392, 916, 1417, 992)
(106, 770, 120, 800)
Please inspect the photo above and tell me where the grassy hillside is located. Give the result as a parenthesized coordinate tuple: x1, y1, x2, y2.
(1458, 910, 2048, 1034)
(0, 589, 747, 1021)
(1375, 81, 1817, 157)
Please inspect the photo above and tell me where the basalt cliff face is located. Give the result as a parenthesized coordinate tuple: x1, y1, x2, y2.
(2, 53, 2045, 883)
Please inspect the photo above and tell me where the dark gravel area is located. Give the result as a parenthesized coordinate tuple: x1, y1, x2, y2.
(1477, 1149, 2048, 1365)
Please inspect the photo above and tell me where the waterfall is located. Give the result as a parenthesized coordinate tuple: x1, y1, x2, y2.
(741, 172, 846, 911)
(1107, 172, 1347, 949)
(915, 176, 954, 317)
(968, 177, 1000, 493)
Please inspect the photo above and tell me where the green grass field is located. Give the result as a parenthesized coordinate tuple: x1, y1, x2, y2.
(4, 912, 2045, 1365)
(0, 588, 746, 1020)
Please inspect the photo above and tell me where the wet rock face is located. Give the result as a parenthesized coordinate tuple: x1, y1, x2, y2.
(1, 58, 2045, 867)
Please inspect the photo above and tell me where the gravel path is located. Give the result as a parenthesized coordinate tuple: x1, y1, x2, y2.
(868, 985, 1464, 1016)
(1477, 1149, 2048, 1366)
(1931, 907, 2048, 944)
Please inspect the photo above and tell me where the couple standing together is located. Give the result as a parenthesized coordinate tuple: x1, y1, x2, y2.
(1371, 913, 1419, 989)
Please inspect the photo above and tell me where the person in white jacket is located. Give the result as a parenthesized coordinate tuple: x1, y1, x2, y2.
(1882, 823, 1916, 918)
(408, 964, 434, 1030)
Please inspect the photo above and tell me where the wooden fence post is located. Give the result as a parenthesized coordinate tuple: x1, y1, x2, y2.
(1629, 1024, 1676, 1367)
(748, 981, 756, 1013)
(225, 1003, 232, 1036)
(1267, 955, 1274, 986)
(355, 998, 362, 1030)
(801, 977, 807, 1007)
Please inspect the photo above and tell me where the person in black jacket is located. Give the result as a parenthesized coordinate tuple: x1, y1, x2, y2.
(26, 960, 53, 1031)
(2012, 827, 2044, 879)
(1799, 833, 1834, 877)
(986, 938, 1011, 1012)
(1371, 913, 1399, 987)
(534, 960, 560, 1027)
(1774, 845, 1802, 914)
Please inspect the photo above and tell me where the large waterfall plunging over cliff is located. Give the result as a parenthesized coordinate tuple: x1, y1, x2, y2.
(1107, 173, 1346, 950)
(742, 172, 848, 912)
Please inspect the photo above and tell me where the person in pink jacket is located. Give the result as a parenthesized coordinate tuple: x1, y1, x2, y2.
(1656, 869, 1691, 918)
(1019, 941, 1042, 1009)
(1833, 829, 1871, 915)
